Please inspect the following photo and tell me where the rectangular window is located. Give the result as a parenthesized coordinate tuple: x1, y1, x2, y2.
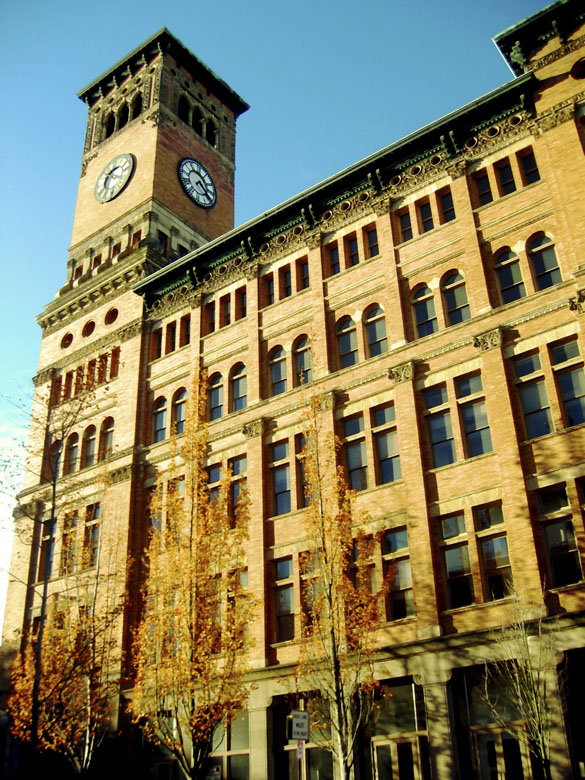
(109, 348, 120, 380)
(440, 513, 474, 608)
(342, 414, 367, 491)
(132, 230, 142, 247)
(327, 243, 340, 276)
(456, 375, 493, 457)
(157, 230, 169, 256)
(397, 209, 413, 242)
(382, 528, 414, 620)
(295, 433, 308, 508)
(92, 253, 102, 269)
(165, 322, 176, 354)
(518, 148, 540, 185)
(112, 242, 121, 258)
(474, 504, 513, 601)
(346, 235, 359, 267)
(204, 302, 216, 335)
(220, 295, 231, 328)
(438, 188, 456, 223)
(365, 226, 379, 258)
(151, 328, 163, 360)
(550, 338, 585, 428)
(263, 274, 275, 306)
(279, 266, 292, 299)
(371, 403, 401, 484)
(537, 485, 583, 588)
(418, 200, 434, 233)
(59, 511, 78, 576)
(513, 352, 552, 439)
(229, 455, 247, 523)
(179, 314, 191, 347)
(273, 557, 294, 642)
(270, 441, 291, 516)
(207, 463, 221, 504)
(424, 386, 455, 468)
(64, 371, 74, 400)
(37, 519, 55, 582)
(97, 354, 108, 384)
(297, 258, 310, 290)
(474, 170, 493, 206)
(235, 287, 247, 320)
(83, 503, 101, 569)
(495, 159, 516, 196)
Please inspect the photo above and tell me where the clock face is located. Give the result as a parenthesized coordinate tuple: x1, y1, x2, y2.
(178, 158, 217, 208)
(94, 154, 134, 203)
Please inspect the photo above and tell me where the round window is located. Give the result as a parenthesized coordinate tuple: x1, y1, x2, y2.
(82, 320, 95, 338)
(105, 308, 119, 325)
(61, 333, 73, 349)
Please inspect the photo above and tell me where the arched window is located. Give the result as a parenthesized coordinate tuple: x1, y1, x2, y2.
(337, 317, 358, 368)
(178, 95, 190, 123)
(153, 397, 167, 443)
(173, 389, 187, 435)
(527, 234, 561, 290)
(494, 250, 525, 304)
(118, 103, 129, 131)
(209, 373, 223, 421)
(206, 120, 218, 148)
(269, 347, 287, 396)
(364, 305, 388, 357)
(411, 285, 438, 338)
(43, 440, 62, 482)
(99, 418, 114, 460)
(130, 93, 142, 120)
(81, 426, 97, 469)
(441, 272, 470, 325)
(230, 364, 247, 412)
(192, 107, 204, 136)
(105, 113, 115, 139)
(64, 433, 79, 475)
(293, 335, 312, 386)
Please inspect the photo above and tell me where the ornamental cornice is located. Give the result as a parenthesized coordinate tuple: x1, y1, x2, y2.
(305, 228, 322, 250)
(80, 152, 98, 177)
(33, 368, 55, 387)
(38, 261, 148, 336)
(318, 189, 377, 233)
(473, 327, 503, 352)
(200, 254, 250, 294)
(388, 153, 451, 199)
(569, 288, 585, 316)
(461, 110, 532, 160)
(146, 283, 201, 321)
(388, 361, 416, 384)
(257, 224, 310, 266)
(531, 95, 584, 136)
(373, 193, 391, 217)
(242, 417, 265, 439)
(40, 317, 143, 375)
(527, 32, 585, 72)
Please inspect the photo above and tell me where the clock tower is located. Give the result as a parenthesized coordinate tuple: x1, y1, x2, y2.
(68, 28, 248, 285)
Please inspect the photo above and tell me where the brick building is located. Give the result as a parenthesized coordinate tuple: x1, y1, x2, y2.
(3, 1, 585, 778)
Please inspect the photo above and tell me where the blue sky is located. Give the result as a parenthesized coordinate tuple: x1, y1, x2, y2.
(0, 0, 547, 617)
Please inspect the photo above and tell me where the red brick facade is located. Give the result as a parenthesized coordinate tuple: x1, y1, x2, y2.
(3, 6, 585, 779)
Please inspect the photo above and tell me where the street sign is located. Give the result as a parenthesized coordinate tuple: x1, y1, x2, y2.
(291, 709, 310, 740)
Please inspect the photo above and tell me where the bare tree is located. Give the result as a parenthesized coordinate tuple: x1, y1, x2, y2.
(482, 599, 555, 780)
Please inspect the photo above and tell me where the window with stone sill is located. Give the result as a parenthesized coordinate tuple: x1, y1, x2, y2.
(382, 527, 414, 620)
(550, 337, 585, 428)
(424, 385, 455, 468)
(536, 484, 583, 589)
(439, 512, 474, 609)
(513, 351, 553, 440)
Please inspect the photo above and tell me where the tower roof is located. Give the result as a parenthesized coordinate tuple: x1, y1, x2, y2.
(77, 28, 249, 116)
(494, 0, 585, 75)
